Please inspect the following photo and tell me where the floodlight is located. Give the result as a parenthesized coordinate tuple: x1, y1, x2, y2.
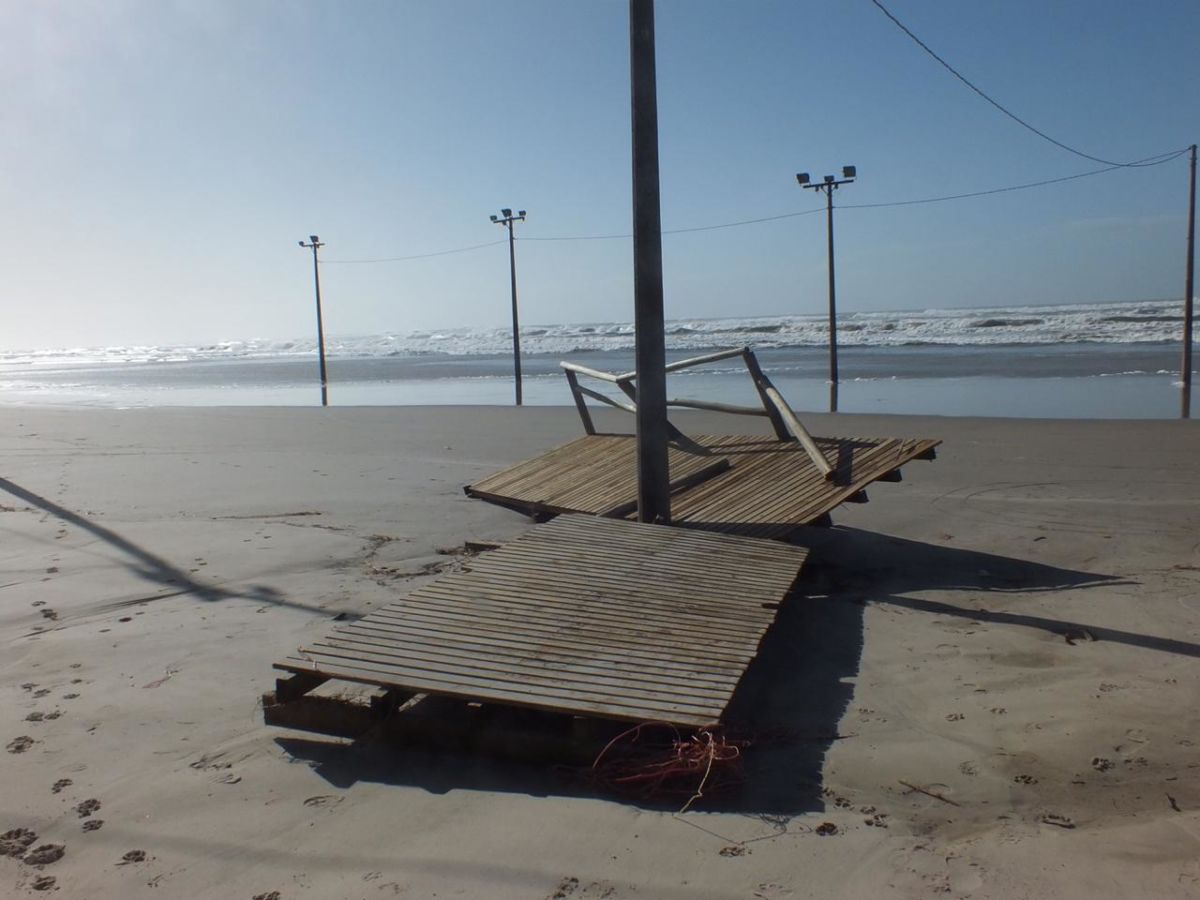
(842, 165, 856, 179)
(310, 235, 319, 243)
(823, 175, 834, 184)
(298, 240, 305, 247)
(501, 208, 512, 218)
(490, 215, 498, 222)
(796, 172, 810, 185)
(518, 210, 526, 218)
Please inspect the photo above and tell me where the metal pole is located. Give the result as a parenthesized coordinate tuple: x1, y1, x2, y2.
(311, 242, 329, 408)
(630, 0, 670, 524)
(825, 185, 839, 413)
(1183, 143, 1196, 419)
(507, 219, 523, 406)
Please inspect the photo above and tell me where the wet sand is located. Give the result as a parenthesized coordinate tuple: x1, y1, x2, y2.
(1, 406, 1198, 898)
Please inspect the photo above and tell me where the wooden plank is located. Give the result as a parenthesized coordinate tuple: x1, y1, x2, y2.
(762, 385, 834, 479)
(564, 369, 596, 435)
(613, 346, 749, 384)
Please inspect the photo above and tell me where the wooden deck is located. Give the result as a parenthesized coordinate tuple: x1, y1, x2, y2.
(466, 433, 728, 518)
(275, 515, 808, 727)
(466, 433, 939, 539)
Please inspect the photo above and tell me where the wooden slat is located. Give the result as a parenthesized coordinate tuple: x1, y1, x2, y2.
(272, 515, 808, 728)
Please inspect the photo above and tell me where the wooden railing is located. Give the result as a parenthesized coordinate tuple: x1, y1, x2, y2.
(560, 346, 833, 479)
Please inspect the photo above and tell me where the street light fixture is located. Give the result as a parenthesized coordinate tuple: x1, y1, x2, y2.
(298, 235, 329, 407)
(490, 208, 528, 405)
(797, 164, 857, 412)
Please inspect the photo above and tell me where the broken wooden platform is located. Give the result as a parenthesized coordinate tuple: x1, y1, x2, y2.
(272, 515, 808, 728)
(466, 432, 939, 540)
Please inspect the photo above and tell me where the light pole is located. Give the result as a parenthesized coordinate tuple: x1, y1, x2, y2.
(297, 235, 329, 407)
(797, 165, 856, 413)
(629, 0, 670, 525)
(490, 209, 527, 406)
(1182, 143, 1196, 419)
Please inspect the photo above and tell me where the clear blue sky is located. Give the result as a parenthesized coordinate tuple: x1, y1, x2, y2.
(2, 0, 1197, 350)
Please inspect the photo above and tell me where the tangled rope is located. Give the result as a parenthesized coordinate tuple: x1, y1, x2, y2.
(589, 723, 750, 810)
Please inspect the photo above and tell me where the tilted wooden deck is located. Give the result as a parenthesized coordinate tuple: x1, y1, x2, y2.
(465, 433, 729, 518)
(275, 515, 808, 727)
(466, 433, 939, 540)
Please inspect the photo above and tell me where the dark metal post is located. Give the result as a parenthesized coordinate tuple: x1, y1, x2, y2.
(630, 0, 670, 525)
(298, 235, 328, 407)
(490, 209, 527, 406)
(1183, 143, 1196, 420)
(797, 167, 855, 414)
(824, 187, 839, 413)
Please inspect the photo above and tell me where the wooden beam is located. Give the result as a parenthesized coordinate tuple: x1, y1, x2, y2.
(614, 345, 749, 384)
(741, 349, 790, 441)
(762, 385, 835, 479)
(665, 397, 770, 417)
(564, 369, 596, 435)
(577, 384, 637, 414)
(274, 671, 328, 703)
(560, 361, 621, 383)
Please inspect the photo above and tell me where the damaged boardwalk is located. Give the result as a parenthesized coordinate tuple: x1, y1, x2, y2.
(467, 432, 939, 538)
(273, 515, 808, 728)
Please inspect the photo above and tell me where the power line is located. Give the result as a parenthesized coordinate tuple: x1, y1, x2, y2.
(843, 156, 1185, 210)
(521, 209, 827, 243)
(321, 239, 506, 264)
(867, 0, 1190, 169)
(316, 153, 1185, 261)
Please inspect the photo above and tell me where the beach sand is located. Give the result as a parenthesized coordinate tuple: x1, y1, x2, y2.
(1, 405, 1198, 898)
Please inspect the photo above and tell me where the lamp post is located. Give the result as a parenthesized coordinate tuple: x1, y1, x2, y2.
(629, 0, 670, 525)
(1182, 143, 1196, 419)
(490, 208, 527, 406)
(297, 235, 328, 407)
(797, 165, 856, 413)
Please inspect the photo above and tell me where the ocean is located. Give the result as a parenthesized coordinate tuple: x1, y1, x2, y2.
(1, 299, 1193, 418)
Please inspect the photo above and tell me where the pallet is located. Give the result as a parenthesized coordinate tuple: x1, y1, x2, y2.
(270, 515, 808, 729)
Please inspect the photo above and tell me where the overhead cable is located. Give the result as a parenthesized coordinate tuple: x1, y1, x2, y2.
(322, 239, 506, 265)
(868, 0, 1190, 168)
(318, 153, 1185, 261)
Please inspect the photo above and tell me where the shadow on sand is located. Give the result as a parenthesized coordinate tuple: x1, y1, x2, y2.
(0, 475, 335, 618)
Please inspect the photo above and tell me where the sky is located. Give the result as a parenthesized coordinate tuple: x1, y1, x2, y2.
(2, 0, 1198, 350)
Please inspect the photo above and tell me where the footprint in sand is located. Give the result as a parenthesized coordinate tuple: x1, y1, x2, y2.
(0, 828, 38, 857)
(40, 609, 58, 621)
(24, 844, 65, 866)
(7, 736, 36, 754)
(1013, 774, 1039, 785)
(82, 820, 103, 833)
(117, 849, 147, 865)
(302, 795, 342, 809)
(31, 875, 56, 891)
(252, 892, 282, 900)
(51, 779, 72, 794)
(74, 798, 101, 818)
